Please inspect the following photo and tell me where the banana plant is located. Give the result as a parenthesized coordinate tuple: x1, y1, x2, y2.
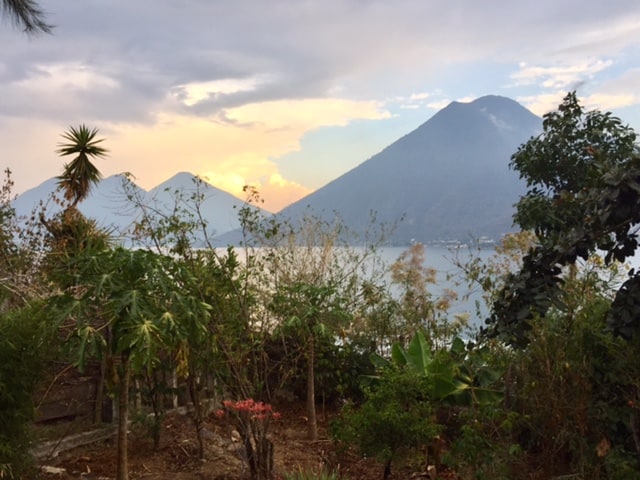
(369, 331, 502, 406)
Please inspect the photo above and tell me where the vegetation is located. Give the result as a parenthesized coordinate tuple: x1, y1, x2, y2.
(3, 92, 640, 479)
(1, 0, 52, 34)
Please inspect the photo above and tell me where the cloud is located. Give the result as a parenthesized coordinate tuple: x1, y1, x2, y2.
(225, 98, 390, 130)
(3, 0, 640, 208)
(426, 96, 476, 111)
(517, 92, 572, 116)
(511, 59, 614, 89)
(248, 174, 312, 213)
(85, 96, 387, 210)
(518, 66, 640, 117)
(583, 93, 640, 111)
(171, 75, 274, 107)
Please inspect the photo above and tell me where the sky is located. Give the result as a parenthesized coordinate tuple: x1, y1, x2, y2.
(2, 1, 640, 212)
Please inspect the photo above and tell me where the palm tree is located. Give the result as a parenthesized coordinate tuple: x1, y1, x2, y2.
(56, 125, 108, 208)
(1, 0, 52, 34)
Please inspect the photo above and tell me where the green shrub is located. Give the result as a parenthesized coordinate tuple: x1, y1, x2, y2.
(331, 368, 440, 480)
(0, 304, 55, 478)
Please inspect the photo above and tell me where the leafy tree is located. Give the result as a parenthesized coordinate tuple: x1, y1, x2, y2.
(333, 368, 440, 480)
(0, 304, 56, 479)
(1, 0, 51, 34)
(51, 247, 210, 480)
(264, 212, 387, 440)
(390, 242, 463, 349)
(271, 281, 350, 440)
(40, 126, 111, 267)
(481, 91, 640, 473)
(121, 175, 260, 454)
(487, 91, 640, 346)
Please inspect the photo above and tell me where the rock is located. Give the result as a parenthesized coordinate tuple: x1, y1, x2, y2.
(41, 465, 66, 475)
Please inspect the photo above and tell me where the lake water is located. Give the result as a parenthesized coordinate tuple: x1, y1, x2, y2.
(229, 244, 497, 331)
(377, 245, 494, 330)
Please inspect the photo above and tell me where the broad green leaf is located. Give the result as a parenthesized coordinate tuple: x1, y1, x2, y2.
(405, 330, 431, 375)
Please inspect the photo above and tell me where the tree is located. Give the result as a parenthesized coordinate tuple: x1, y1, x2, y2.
(260, 211, 387, 440)
(52, 247, 210, 480)
(0, 304, 56, 478)
(390, 242, 461, 349)
(1, 0, 52, 34)
(486, 92, 640, 346)
(40, 126, 111, 279)
(56, 125, 108, 208)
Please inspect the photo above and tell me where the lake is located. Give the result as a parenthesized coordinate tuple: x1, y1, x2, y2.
(377, 245, 494, 330)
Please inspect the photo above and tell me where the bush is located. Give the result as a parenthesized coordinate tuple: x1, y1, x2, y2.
(0, 304, 55, 478)
(331, 368, 441, 480)
(454, 308, 640, 479)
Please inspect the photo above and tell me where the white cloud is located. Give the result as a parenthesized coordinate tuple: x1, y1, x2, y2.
(172, 75, 273, 107)
(4, 0, 640, 208)
(511, 59, 613, 89)
(225, 98, 390, 130)
(426, 100, 451, 110)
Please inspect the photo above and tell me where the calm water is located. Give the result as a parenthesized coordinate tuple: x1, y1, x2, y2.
(228, 244, 496, 330)
(378, 245, 494, 329)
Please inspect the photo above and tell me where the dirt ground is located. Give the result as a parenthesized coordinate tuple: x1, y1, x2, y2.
(35, 402, 390, 480)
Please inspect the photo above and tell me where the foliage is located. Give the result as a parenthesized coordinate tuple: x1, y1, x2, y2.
(56, 125, 108, 207)
(371, 331, 503, 406)
(1, 0, 52, 34)
(215, 399, 280, 480)
(0, 168, 47, 311)
(491, 307, 640, 479)
(334, 330, 502, 479)
(389, 243, 462, 349)
(0, 304, 56, 479)
(258, 210, 387, 440)
(487, 91, 640, 346)
(452, 231, 537, 320)
(50, 246, 211, 480)
(451, 236, 640, 478)
(332, 367, 440, 480)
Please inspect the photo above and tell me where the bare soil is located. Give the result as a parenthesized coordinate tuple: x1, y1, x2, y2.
(34, 402, 389, 480)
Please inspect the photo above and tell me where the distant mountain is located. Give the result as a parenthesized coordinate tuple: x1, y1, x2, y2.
(145, 172, 261, 243)
(12, 172, 263, 245)
(12, 174, 144, 235)
(13, 96, 541, 247)
(275, 95, 541, 245)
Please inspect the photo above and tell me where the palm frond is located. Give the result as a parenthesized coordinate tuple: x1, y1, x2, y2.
(1, 0, 53, 34)
(56, 125, 108, 206)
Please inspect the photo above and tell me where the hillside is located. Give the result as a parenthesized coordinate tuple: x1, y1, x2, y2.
(276, 95, 541, 245)
(13, 96, 541, 247)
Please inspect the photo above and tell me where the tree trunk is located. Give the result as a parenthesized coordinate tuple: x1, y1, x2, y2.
(187, 373, 205, 459)
(382, 459, 392, 480)
(306, 333, 318, 440)
(116, 355, 131, 480)
(631, 410, 640, 469)
(94, 353, 107, 424)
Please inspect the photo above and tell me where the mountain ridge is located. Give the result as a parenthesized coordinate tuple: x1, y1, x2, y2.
(11, 172, 264, 242)
(275, 95, 541, 244)
(12, 95, 541, 246)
